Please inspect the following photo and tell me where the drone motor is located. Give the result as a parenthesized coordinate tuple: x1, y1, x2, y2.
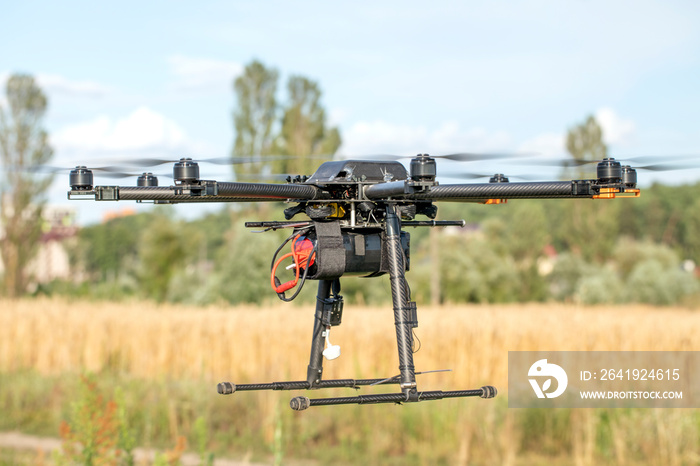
(173, 157, 200, 183)
(410, 154, 437, 182)
(69, 166, 93, 190)
(621, 165, 637, 186)
(137, 172, 158, 187)
(596, 157, 622, 182)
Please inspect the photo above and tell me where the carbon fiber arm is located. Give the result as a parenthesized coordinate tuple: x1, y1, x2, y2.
(216, 182, 321, 200)
(70, 181, 324, 202)
(409, 181, 579, 201)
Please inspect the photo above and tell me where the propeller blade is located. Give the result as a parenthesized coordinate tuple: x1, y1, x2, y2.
(517, 158, 594, 167)
(102, 154, 296, 168)
(120, 157, 177, 167)
(351, 154, 407, 161)
(237, 173, 298, 182)
(617, 154, 700, 164)
(201, 155, 293, 165)
(21, 164, 65, 174)
(516, 154, 700, 170)
(635, 163, 700, 172)
(508, 173, 548, 181)
(354, 152, 534, 162)
(434, 152, 536, 162)
(446, 172, 495, 180)
(96, 171, 173, 179)
(444, 171, 545, 181)
(524, 159, 700, 172)
(16, 164, 129, 175)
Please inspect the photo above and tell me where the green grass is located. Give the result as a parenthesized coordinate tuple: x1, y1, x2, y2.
(0, 448, 42, 466)
(0, 370, 699, 465)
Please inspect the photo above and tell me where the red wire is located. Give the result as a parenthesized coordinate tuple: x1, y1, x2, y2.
(271, 236, 302, 293)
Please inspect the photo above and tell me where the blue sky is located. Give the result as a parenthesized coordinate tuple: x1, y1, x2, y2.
(2, 0, 699, 224)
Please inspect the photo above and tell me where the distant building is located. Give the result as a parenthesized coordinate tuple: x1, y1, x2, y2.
(32, 207, 79, 283)
(0, 206, 79, 285)
(537, 244, 558, 276)
(102, 207, 136, 223)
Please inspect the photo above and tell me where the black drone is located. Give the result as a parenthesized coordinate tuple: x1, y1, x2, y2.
(68, 153, 640, 410)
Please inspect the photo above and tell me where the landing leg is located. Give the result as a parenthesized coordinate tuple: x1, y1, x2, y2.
(306, 279, 332, 387)
(217, 213, 498, 410)
(385, 204, 418, 401)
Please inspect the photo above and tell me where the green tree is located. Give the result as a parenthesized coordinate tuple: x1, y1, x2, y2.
(137, 213, 188, 301)
(231, 63, 341, 180)
(497, 201, 549, 262)
(613, 237, 678, 280)
(565, 115, 607, 179)
(554, 200, 621, 262)
(575, 266, 623, 304)
(75, 213, 154, 282)
(681, 197, 700, 264)
(500, 202, 550, 301)
(232, 60, 280, 178)
(435, 233, 520, 303)
(277, 76, 341, 176)
(548, 252, 593, 302)
(214, 217, 287, 304)
(625, 258, 698, 305)
(557, 115, 618, 261)
(0, 74, 54, 297)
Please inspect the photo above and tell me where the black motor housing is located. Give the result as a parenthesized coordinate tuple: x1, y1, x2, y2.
(305, 227, 410, 279)
(342, 230, 410, 277)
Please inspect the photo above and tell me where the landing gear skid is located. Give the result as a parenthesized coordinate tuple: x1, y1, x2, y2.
(218, 205, 497, 410)
(289, 387, 497, 411)
(218, 379, 497, 411)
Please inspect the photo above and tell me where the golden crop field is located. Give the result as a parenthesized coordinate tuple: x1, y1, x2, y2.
(1, 298, 700, 465)
(1, 298, 698, 389)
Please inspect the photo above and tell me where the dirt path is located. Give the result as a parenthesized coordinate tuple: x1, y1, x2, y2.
(0, 431, 269, 466)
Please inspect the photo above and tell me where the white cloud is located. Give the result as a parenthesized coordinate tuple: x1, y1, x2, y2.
(518, 132, 565, 158)
(52, 106, 189, 157)
(37, 74, 112, 97)
(516, 108, 636, 159)
(1, 72, 112, 106)
(167, 55, 243, 93)
(339, 120, 511, 156)
(327, 107, 347, 127)
(595, 107, 636, 146)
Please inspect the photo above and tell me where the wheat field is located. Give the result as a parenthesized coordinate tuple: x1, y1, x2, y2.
(2, 298, 700, 464)
(1, 298, 698, 389)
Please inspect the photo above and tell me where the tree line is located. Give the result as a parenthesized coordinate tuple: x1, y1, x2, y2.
(48, 181, 700, 306)
(232, 60, 340, 178)
(1, 64, 699, 305)
(0, 74, 53, 298)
